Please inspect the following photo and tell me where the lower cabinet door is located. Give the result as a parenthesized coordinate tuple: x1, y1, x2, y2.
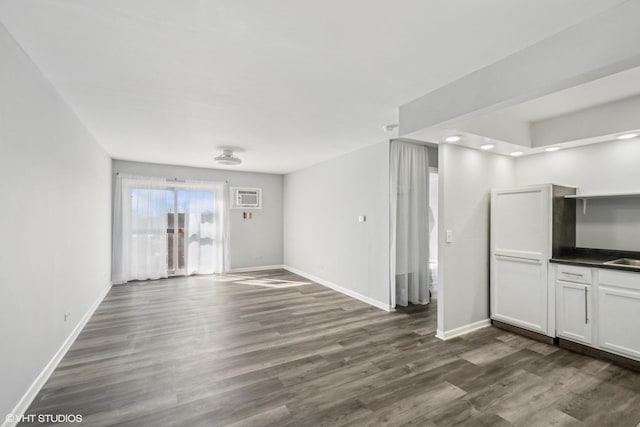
(492, 255, 547, 334)
(556, 281, 592, 344)
(598, 285, 640, 361)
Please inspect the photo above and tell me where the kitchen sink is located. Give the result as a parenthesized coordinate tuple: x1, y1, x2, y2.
(604, 258, 640, 268)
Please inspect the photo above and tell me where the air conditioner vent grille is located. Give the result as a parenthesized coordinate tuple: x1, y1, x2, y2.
(231, 187, 262, 209)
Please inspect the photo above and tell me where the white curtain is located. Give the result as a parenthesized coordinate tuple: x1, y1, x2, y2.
(112, 175, 169, 284)
(112, 175, 230, 284)
(183, 182, 230, 275)
(390, 141, 430, 306)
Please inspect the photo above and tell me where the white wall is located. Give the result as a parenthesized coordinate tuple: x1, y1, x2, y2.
(438, 144, 516, 336)
(0, 24, 112, 421)
(516, 138, 640, 251)
(113, 160, 284, 269)
(284, 141, 391, 308)
(429, 170, 439, 263)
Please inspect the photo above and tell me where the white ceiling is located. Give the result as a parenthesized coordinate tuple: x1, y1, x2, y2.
(0, 0, 627, 173)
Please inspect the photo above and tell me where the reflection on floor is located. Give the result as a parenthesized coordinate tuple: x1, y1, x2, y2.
(20, 269, 640, 426)
(222, 269, 312, 289)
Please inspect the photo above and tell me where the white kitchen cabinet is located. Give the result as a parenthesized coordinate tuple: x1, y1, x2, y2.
(490, 184, 575, 336)
(598, 269, 640, 361)
(493, 255, 548, 333)
(556, 280, 592, 345)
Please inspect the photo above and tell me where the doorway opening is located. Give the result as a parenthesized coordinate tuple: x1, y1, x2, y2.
(390, 140, 438, 310)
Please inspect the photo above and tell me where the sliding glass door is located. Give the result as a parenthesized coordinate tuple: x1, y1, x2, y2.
(113, 175, 229, 284)
(129, 187, 215, 277)
(166, 191, 184, 276)
(129, 188, 171, 280)
(172, 189, 215, 276)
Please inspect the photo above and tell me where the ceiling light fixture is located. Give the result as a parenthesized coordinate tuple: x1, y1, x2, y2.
(445, 135, 461, 143)
(480, 144, 495, 150)
(382, 124, 398, 132)
(510, 151, 524, 157)
(214, 149, 242, 165)
(545, 147, 561, 152)
(617, 133, 638, 140)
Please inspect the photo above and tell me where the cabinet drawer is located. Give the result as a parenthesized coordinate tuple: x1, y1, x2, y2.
(557, 265, 592, 284)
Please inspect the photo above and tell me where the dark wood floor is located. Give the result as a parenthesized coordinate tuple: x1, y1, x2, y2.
(22, 270, 640, 426)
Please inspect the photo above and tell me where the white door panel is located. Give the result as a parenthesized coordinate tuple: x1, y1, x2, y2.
(556, 281, 592, 344)
(493, 187, 549, 255)
(492, 255, 547, 334)
(598, 285, 640, 361)
(490, 185, 552, 337)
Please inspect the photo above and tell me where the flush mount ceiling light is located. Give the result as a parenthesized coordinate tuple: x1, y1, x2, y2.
(510, 151, 524, 157)
(214, 149, 242, 165)
(445, 135, 461, 143)
(480, 144, 495, 150)
(545, 147, 561, 152)
(617, 133, 638, 140)
(382, 123, 399, 132)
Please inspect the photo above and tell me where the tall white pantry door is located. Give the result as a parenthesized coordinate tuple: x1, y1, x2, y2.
(491, 186, 550, 334)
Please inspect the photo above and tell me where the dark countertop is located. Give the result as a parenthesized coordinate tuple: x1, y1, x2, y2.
(550, 247, 640, 272)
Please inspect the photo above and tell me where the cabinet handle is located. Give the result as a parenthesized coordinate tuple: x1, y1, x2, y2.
(584, 288, 588, 324)
(564, 272, 584, 277)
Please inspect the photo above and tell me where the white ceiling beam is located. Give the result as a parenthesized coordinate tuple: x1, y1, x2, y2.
(449, 110, 532, 148)
(399, 0, 640, 136)
(531, 94, 640, 147)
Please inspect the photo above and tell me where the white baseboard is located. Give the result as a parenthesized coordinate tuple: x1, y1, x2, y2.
(2, 283, 112, 427)
(283, 265, 393, 312)
(436, 319, 491, 341)
(228, 264, 285, 273)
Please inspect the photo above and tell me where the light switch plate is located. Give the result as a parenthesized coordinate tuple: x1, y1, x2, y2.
(358, 215, 366, 222)
(446, 229, 453, 243)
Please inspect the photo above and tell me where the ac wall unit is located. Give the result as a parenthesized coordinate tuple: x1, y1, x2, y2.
(231, 187, 262, 209)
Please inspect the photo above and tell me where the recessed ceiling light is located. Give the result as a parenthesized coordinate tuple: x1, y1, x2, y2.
(617, 133, 638, 140)
(445, 135, 461, 143)
(510, 151, 524, 157)
(480, 144, 495, 150)
(545, 147, 561, 152)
